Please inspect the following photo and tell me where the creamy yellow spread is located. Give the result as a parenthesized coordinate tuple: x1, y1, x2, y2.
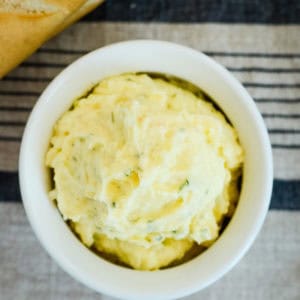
(46, 73, 243, 270)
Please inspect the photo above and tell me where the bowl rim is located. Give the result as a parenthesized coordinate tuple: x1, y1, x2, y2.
(19, 40, 273, 300)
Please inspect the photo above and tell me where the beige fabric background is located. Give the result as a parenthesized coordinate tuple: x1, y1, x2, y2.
(0, 23, 299, 299)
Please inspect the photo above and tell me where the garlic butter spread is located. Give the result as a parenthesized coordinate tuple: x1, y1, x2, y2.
(46, 74, 243, 270)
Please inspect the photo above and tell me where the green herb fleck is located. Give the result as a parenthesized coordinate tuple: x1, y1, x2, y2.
(125, 170, 131, 177)
(112, 202, 116, 208)
(111, 112, 115, 123)
(179, 179, 189, 191)
(172, 230, 177, 234)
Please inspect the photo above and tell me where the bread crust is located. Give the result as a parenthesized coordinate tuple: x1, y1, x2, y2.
(0, 0, 103, 78)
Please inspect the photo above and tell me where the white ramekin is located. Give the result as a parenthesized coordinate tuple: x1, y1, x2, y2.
(19, 40, 273, 300)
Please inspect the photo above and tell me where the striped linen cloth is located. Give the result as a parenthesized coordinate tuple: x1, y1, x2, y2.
(0, 1, 299, 299)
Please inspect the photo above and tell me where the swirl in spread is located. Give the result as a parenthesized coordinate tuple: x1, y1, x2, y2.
(46, 73, 243, 270)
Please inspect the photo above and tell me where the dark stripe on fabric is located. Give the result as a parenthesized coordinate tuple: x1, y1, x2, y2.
(0, 171, 299, 209)
(81, 0, 300, 24)
(0, 134, 299, 150)
(268, 129, 300, 134)
(0, 91, 40, 97)
(255, 98, 300, 103)
(271, 179, 300, 209)
(17, 63, 300, 74)
(243, 83, 300, 88)
(3, 76, 300, 90)
(0, 107, 31, 112)
(21, 62, 67, 68)
(226, 67, 300, 73)
(272, 144, 300, 149)
(0, 121, 26, 126)
(262, 113, 300, 119)
(205, 51, 300, 58)
(2, 77, 50, 82)
(37, 48, 300, 59)
(38, 48, 86, 55)
(1, 93, 300, 104)
(1, 116, 300, 132)
(0, 136, 21, 142)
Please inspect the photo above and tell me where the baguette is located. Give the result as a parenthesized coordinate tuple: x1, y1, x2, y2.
(0, 0, 102, 78)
